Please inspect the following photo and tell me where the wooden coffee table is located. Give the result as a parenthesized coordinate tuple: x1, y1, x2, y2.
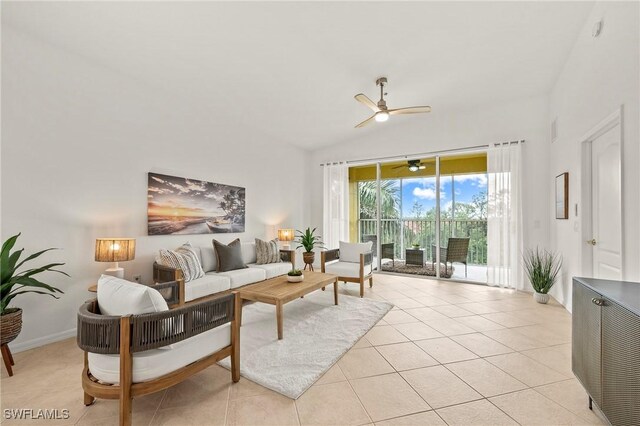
(236, 271, 338, 340)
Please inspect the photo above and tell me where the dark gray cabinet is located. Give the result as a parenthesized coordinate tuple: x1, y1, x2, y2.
(572, 277, 640, 426)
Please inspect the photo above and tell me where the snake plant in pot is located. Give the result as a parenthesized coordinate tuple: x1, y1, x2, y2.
(523, 247, 562, 304)
(1, 233, 67, 348)
(295, 227, 325, 271)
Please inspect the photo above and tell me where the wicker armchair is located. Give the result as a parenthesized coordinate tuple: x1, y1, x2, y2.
(431, 237, 470, 277)
(320, 246, 374, 298)
(77, 285, 240, 426)
(362, 235, 395, 267)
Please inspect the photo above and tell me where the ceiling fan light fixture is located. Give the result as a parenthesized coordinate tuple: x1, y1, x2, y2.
(375, 111, 389, 122)
(408, 164, 419, 172)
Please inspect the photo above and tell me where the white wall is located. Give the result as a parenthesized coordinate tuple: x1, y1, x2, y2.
(549, 1, 640, 310)
(1, 27, 310, 351)
(310, 95, 552, 279)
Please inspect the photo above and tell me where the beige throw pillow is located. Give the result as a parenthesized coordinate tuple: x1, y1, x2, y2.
(255, 238, 281, 265)
(157, 242, 205, 282)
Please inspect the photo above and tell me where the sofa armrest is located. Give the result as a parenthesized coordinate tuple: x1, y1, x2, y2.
(279, 249, 296, 267)
(153, 262, 186, 305)
(149, 280, 180, 307)
(321, 249, 340, 272)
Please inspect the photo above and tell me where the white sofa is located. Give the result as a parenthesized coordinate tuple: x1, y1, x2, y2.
(153, 242, 295, 303)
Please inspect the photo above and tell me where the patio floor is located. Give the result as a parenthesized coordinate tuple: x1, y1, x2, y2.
(380, 261, 488, 284)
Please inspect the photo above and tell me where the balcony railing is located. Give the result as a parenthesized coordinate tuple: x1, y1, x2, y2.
(358, 218, 487, 265)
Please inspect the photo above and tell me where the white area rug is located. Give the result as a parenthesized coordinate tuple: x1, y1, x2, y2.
(219, 290, 393, 399)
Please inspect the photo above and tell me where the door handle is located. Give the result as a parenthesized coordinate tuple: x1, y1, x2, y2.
(587, 239, 597, 246)
(591, 298, 606, 306)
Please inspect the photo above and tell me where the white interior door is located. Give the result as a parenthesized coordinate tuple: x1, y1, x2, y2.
(590, 124, 622, 279)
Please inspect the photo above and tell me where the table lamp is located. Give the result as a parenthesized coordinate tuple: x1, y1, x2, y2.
(95, 238, 136, 278)
(277, 229, 294, 249)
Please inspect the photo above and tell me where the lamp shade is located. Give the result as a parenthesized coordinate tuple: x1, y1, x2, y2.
(277, 229, 294, 242)
(95, 238, 136, 262)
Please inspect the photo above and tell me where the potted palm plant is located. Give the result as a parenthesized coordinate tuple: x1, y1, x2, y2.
(523, 247, 562, 304)
(1, 233, 67, 350)
(295, 227, 325, 271)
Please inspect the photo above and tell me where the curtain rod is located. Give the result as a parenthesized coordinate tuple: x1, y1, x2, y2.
(319, 140, 525, 167)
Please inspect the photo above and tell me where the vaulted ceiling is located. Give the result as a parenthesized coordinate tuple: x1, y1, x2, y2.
(3, 1, 594, 149)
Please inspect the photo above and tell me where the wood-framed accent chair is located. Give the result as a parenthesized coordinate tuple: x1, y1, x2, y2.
(77, 284, 240, 426)
(321, 243, 374, 298)
(431, 237, 470, 277)
(362, 235, 395, 267)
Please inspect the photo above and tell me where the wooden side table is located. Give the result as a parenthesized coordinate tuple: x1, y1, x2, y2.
(88, 284, 97, 293)
(405, 248, 425, 266)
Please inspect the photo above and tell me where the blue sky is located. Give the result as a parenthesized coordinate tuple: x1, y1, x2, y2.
(400, 173, 487, 217)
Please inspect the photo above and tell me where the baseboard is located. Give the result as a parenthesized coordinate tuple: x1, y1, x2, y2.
(9, 328, 77, 353)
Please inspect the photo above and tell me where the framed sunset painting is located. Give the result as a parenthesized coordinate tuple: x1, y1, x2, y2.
(147, 172, 245, 235)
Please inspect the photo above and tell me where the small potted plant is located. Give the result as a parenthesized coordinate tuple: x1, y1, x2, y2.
(412, 243, 420, 249)
(1, 233, 67, 370)
(523, 247, 562, 304)
(295, 227, 325, 271)
(287, 269, 304, 283)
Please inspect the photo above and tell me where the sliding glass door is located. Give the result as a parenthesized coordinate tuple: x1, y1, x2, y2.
(349, 152, 488, 284)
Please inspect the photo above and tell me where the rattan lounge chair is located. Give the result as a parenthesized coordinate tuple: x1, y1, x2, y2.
(362, 235, 395, 267)
(77, 280, 240, 426)
(431, 237, 470, 277)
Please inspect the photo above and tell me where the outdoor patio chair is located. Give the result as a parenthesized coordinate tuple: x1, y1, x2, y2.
(431, 237, 470, 277)
(362, 235, 395, 267)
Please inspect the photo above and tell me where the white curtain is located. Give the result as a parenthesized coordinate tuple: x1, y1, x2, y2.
(487, 142, 524, 289)
(322, 163, 350, 249)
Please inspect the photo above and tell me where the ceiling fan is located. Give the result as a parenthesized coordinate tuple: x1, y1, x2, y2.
(354, 77, 431, 128)
(393, 160, 427, 172)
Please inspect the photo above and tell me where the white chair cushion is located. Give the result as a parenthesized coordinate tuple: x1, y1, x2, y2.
(218, 267, 266, 289)
(248, 262, 293, 279)
(185, 274, 231, 302)
(241, 242, 257, 265)
(88, 323, 231, 384)
(324, 261, 372, 279)
(97, 275, 168, 316)
(339, 241, 373, 263)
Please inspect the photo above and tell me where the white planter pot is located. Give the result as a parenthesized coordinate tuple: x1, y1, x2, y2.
(287, 275, 304, 283)
(533, 292, 550, 304)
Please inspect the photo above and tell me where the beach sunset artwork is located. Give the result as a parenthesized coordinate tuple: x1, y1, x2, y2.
(147, 172, 245, 235)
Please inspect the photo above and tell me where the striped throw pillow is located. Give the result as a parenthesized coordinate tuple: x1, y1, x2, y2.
(255, 238, 281, 265)
(158, 242, 205, 282)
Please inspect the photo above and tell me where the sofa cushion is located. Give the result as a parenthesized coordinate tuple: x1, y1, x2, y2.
(324, 260, 372, 279)
(186, 274, 231, 302)
(241, 242, 257, 265)
(255, 238, 281, 264)
(97, 275, 169, 316)
(339, 241, 373, 263)
(248, 262, 292, 279)
(219, 268, 266, 289)
(88, 323, 231, 384)
(214, 239, 247, 272)
(158, 242, 205, 282)
(199, 246, 217, 273)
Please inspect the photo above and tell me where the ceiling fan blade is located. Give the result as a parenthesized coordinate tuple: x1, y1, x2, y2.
(388, 106, 432, 115)
(355, 115, 376, 128)
(354, 94, 379, 112)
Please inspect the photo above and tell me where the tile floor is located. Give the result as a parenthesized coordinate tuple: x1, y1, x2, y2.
(1, 273, 606, 425)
